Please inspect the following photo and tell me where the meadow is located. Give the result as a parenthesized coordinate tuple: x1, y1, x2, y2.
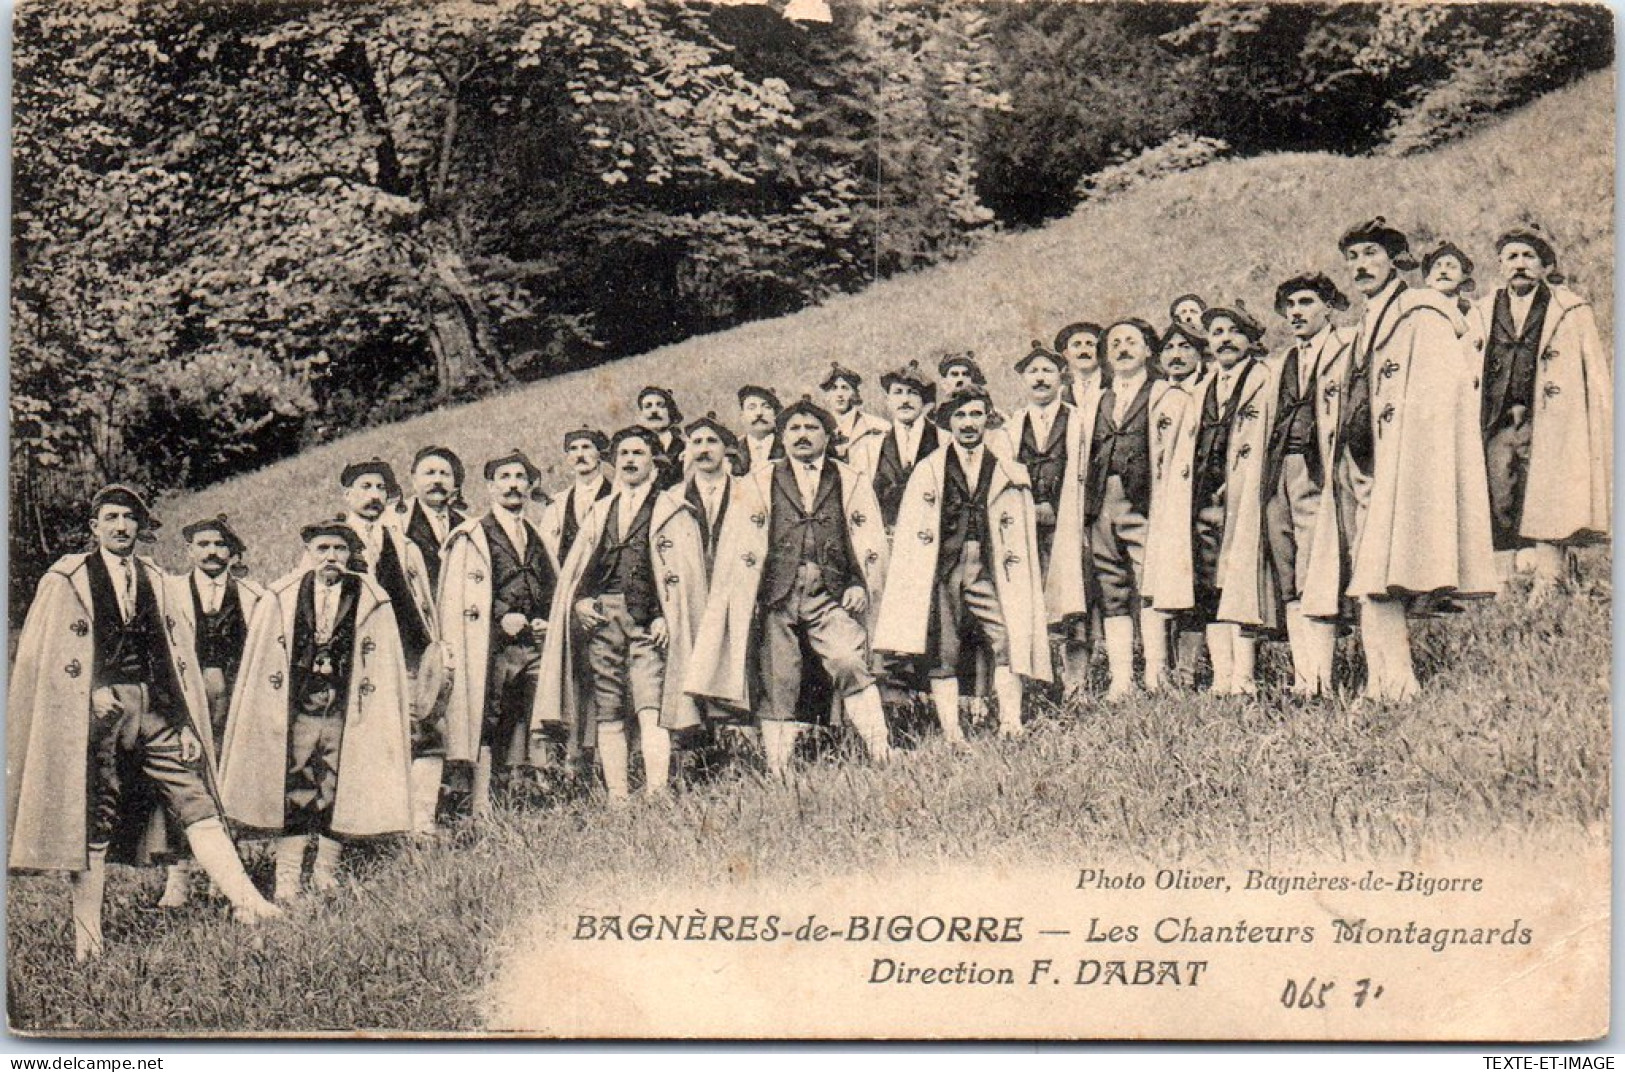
(6, 71, 1612, 1035)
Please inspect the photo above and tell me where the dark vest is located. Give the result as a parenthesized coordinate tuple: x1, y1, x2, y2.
(87, 553, 171, 700)
(192, 574, 248, 681)
(760, 462, 859, 607)
(1340, 283, 1405, 477)
(654, 431, 686, 492)
(370, 532, 431, 665)
(581, 491, 662, 627)
(1192, 363, 1256, 512)
(290, 572, 359, 719)
(1087, 378, 1154, 524)
(484, 513, 557, 648)
(1481, 284, 1550, 431)
(1017, 406, 1070, 512)
(560, 479, 613, 566)
(938, 448, 996, 581)
(872, 422, 937, 529)
(685, 476, 731, 569)
(1267, 346, 1323, 492)
(405, 502, 465, 592)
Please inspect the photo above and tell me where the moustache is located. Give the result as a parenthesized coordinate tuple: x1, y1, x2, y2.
(792, 438, 812, 448)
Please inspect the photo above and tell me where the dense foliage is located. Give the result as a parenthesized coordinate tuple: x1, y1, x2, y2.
(10, 0, 1611, 605)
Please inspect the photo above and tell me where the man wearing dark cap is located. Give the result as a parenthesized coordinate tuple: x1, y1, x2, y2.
(1170, 294, 1207, 333)
(439, 451, 559, 815)
(1422, 243, 1476, 313)
(340, 457, 443, 832)
(1264, 275, 1354, 696)
(821, 362, 888, 468)
(535, 426, 708, 801)
(398, 446, 467, 592)
(1184, 300, 1277, 696)
(637, 386, 686, 491)
(539, 428, 613, 569)
(1470, 225, 1611, 593)
(1055, 322, 1106, 407)
(737, 384, 783, 473)
(1310, 218, 1496, 703)
(219, 519, 412, 901)
(9, 486, 280, 959)
(680, 412, 739, 573)
(875, 387, 1051, 740)
(850, 361, 939, 531)
(687, 396, 894, 772)
(157, 514, 265, 908)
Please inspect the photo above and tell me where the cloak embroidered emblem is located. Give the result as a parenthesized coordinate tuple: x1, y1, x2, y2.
(269, 671, 283, 690)
(1378, 403, 1396, 430)
(751, 512, 767, 528)
(465, 605, 481, 621)
(743, 552, 758, 568)
(923, 490, 937, 506)
(664, 572, 679, 588)
(918, 530, 934, 545)
(359, 679, 375, 696)
(1543, 382, 1562, 405)
(657, 535, 673, 554)
(470, 569, 485, 584)
(70, 619, 88, 637)
(64, 659, 81, 679)
(1380, 360, 1400, 381)
(865, 549, 879, 566)
(1002, 550, 1020, 580)
(1541, 346, 1558, 366)
(999, 512, 1013, 531)
(849, 510, 866, 528)
(361, 637, 376, 656)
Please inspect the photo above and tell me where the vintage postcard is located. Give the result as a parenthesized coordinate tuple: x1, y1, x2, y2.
(5, 0, 1612, 1041)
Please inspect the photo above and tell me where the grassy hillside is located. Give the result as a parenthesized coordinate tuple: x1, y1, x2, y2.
(154, 71, 1613, 577)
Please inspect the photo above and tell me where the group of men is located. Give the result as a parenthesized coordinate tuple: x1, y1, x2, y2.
(7, 218, 1610, 961)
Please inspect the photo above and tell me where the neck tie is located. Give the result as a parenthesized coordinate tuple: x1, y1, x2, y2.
(119, 558, 134, 623)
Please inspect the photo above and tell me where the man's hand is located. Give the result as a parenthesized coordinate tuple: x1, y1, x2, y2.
(529, 618, 550, 646)
(1034, 502, 1057, 527)
(841, 585, 868, 616)
(177, 727, 203, 764)
(574, 598, 606, 631)
(500, 612, 528, 638)
(90, 688, 124, 721)
(649, 617, 669, 652)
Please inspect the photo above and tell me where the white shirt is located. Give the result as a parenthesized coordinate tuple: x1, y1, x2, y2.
(616, 480, 654, 534)
(493, 506, 529, 559)
(193, 569, 228, 615)
(790, 458, 824, 512)
(1298, 327, 1332, 393)
(1362, 277, 1404, 344)
(1214, 361, 1246, 407)
(1026, 398, 1064, 447)
(952, 443, 985, 481)
(893, 420, 923, 469)
(1112, 373, 1148, 424)
(314, 577, 341, 643)
(347, 515, 385, 569)
(1508, 286, 1538, 336)
(419, 503, 452, 545)
(693, 473, 729, 529)
(101, 549, 137, 622)
(748, 435, 776, 471)
(571, 475, 606, 515)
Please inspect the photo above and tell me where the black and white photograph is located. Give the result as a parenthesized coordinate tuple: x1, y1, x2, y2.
(4, 0, 1614, 1040)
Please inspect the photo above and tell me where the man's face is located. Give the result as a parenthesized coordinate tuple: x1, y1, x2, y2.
(566, 439, 603, 478)
(345, 473, 389, 521)
(942, 364, 974, 394)
(1159, 336, 1202, 380)
(1063, 333, 1100, 374)
(188, 531, 233, 578)
(1207, 316, 1250, 369)
(616, 438, 655, 487)
(741, 396, 777, 439)
(90, 505, 139, 556)
(948, 400, 989, 448)
(1283, 291, 1331, 340)
(1104, 325, 1150, 378)
(687, 427, 727, 476)
(1424, 255, 1467, 297)
(638, 393, 672, 432)
(1346, 241, 1397, 298)
(413, 455, 456, 508)
(489, 463, 533, 511)
(886, 382, 925, 425)
(1021, 357, 1062, 406)
(1499, 242, 1546, 295)
(824, 379, 857, 415)
(1173, 300, 1205, 331)
(783, 414, 829, 462)
(308, 535, 351, 584)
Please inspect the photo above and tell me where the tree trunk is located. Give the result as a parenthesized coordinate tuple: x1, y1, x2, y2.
(426, 240, 507, 397)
